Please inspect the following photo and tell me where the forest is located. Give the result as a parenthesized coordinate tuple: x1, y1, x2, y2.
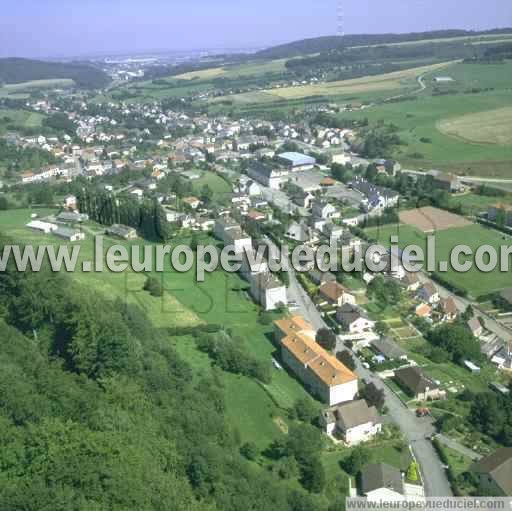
(0, 58, 110, 89)
(0, 234, 331, 510)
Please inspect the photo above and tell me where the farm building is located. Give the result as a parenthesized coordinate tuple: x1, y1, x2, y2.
(26, 220, 58, 234)
(106, 224, 137, 240)
(53, 227, 85, 242)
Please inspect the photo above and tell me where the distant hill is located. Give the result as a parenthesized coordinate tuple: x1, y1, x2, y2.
(0, 58, 110, 89)
(256, 28, 512, 59)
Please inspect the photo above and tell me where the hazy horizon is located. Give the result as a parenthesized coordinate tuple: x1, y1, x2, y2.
(1, 0, 512, 59)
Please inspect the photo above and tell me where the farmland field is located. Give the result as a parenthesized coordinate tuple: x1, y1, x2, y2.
(0, 78, 74, 98)
(0, 108, 45, 132)
(438, 106, 512, 146)
(335, 61, 512, 177)
(176, 59, 288, 80)
(366, 222, 512, 298)
(211, 61, 456, 105)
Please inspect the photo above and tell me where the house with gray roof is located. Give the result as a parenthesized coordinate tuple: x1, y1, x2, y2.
(320, 399, 382, 445)
(471, 447, 512, 496)
(394, 366, 443, 401)
(360, 463, 404, 501)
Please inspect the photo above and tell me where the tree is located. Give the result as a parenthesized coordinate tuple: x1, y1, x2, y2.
(292, 398, 318, 423)
(336, 350, 356, 371)
(144, 277, 163, 297)
(0, 196, 9, 210)
(316, 328, 336, 352)
(375, 321, 390, 336)
(342, 446, 372, 475)
(361, 382, 385, 411)
(406, 461, 419, 482)
(240, 442, 259, 461)
(300, 456, 326, 493)
(461, 305, 474, 322)
(428, 324, 481, 363)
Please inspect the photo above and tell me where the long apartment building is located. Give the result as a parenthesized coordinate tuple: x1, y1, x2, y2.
(274, 316, 358, 406)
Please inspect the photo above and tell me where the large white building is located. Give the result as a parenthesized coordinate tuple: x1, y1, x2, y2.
(274, 316, 358, 405)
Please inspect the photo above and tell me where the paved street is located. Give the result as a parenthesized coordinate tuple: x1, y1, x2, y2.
(282, 260, 453, 496)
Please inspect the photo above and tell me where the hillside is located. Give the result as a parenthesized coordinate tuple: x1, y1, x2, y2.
(0, 58, 110, 89)
(256, 28, 512, 59)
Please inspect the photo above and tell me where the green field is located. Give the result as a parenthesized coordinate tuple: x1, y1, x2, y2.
(336, 61, 512, 177)
(191, 170, 232, 202)
(0, 78, 74, 99)
(0, 108, 45, 132)
(0, 208, 312, 448)
(366, 222, 512, 297)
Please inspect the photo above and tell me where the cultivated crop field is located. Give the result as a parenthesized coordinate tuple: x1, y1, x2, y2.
(366, 222, 512, 298)
(0, 78, 74, 98)
(211, 61, 456, 105)
(438, 106, 512, 146)
(0, 108, 44, 132)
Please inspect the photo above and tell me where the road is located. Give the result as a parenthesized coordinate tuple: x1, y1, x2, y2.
(266, 237, 453, 496)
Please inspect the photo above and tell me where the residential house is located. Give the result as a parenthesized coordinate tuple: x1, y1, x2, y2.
(350, 178, 400, 212)
(430, 171, 463, 193)
(323, 222, 344, 242)
(280, 330, 358, 405)
(248, 161, 288, 189)
(401, 272, 421, 292)
(471, 448, 512, 496)
(415, 303, 432, 319)
(394, 366, 443, 401)
(224, 227, 252, 254)
(320, 399, 382, 445)
(360, 463, 405, 502)
(467, 318, 483, 338)
(319, 281, 356, 307)
(64, 195, 77, 209)
(336, 304, 375, 334)
(308, 270, 337, 286)
(249, 272, 287, 311)
(285, 222, 317, 244)
(312, 200, 337, 220)
(370, 337, 408, 361)
(183, 196, 201, 210)
(439, 296, 458, 322)
(417, 282, 440, 305)
(214, 217, 240, 244)
(292, 189, 315, 209)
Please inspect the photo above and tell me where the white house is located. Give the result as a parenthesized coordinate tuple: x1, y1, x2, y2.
(249, 272, 287, 311)
(336, 304, 375, 334)
(361, 463, 405, 502)
(225, 227, 252, 254)
(280, 328, 358, 405)
(320, 399, 382, 445)
(319, 281, 356, 307)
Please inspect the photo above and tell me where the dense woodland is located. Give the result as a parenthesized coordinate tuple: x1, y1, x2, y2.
(255, 28, 512, 59)
(0, 235, 334, 510)
(0, 58, 110, 89)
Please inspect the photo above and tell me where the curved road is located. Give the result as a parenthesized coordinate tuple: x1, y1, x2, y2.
(276, 246, 452, 495)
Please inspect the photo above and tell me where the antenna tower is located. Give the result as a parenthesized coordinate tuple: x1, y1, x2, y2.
(337, 0, 344, 38)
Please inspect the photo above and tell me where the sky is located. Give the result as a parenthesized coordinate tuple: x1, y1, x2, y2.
(1, 0, 511, 58)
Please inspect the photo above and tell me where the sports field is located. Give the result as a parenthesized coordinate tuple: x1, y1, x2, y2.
(438, 106, 512, 146)
(399, 207, 472, 232)
(366, 222, 512, 298)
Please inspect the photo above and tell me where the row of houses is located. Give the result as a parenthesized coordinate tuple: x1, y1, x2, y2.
(214, 217, 287, 311)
